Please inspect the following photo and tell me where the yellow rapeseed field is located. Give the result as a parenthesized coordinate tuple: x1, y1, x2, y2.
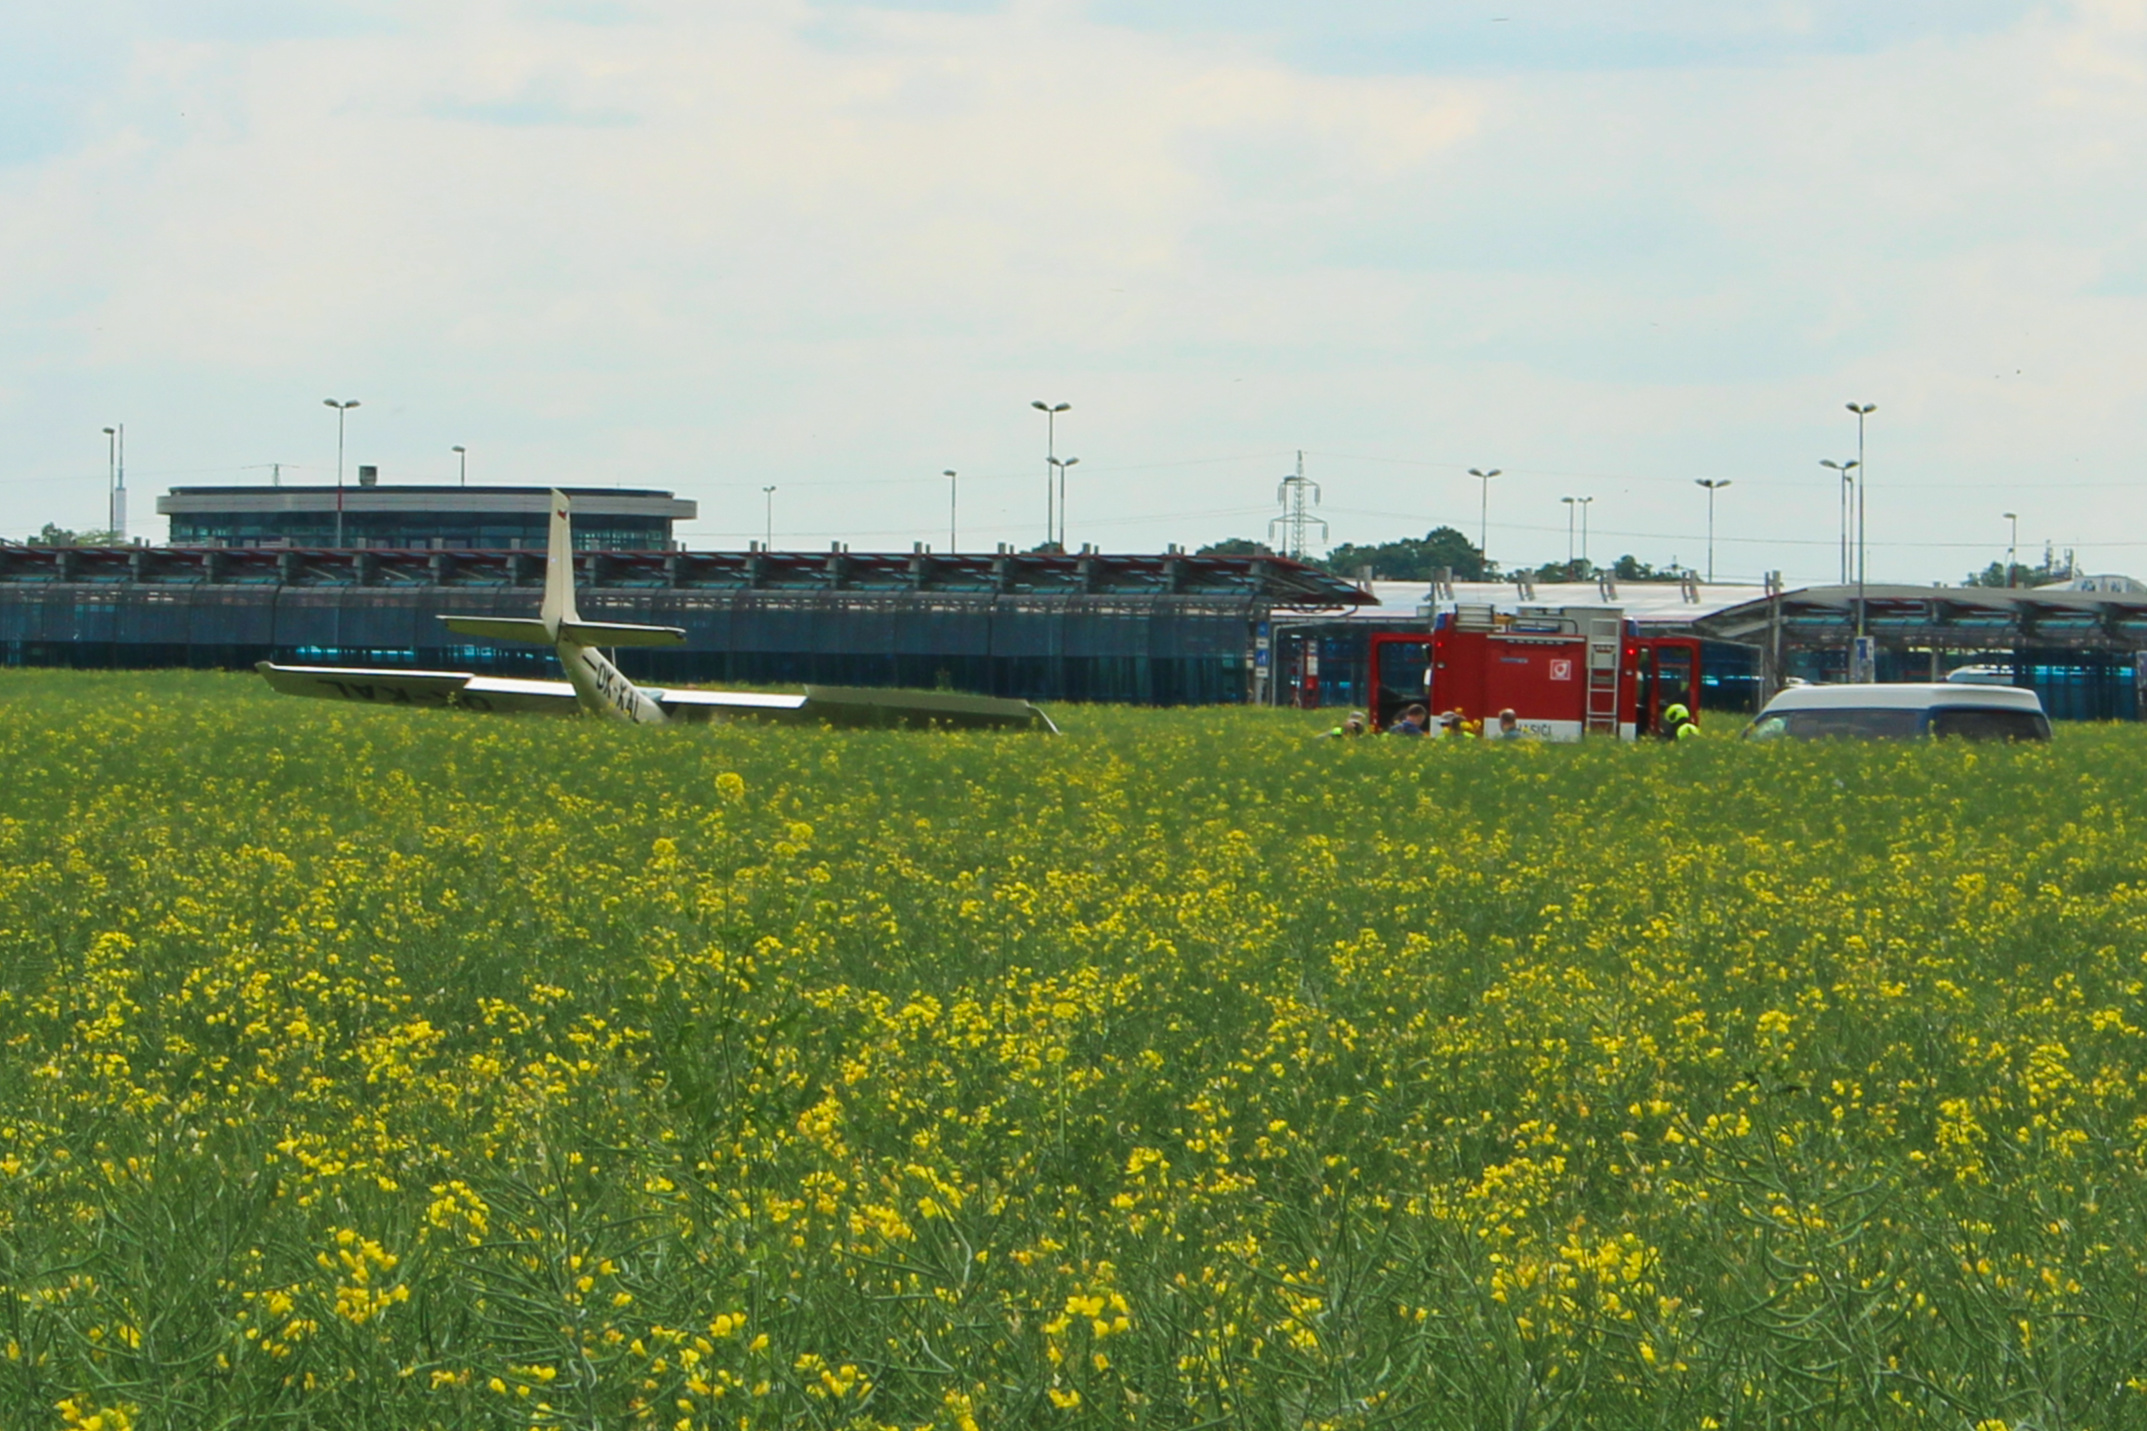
(2, 669, 2145, 1429)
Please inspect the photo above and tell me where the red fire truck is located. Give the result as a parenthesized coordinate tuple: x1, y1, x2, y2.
(1366, 604, 1701, 738)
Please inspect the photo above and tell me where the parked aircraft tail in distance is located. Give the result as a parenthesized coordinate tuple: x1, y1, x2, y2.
(255, 490, 1058, 732)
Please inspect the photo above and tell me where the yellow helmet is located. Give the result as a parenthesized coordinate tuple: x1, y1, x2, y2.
(1663, 703, 1691, 724)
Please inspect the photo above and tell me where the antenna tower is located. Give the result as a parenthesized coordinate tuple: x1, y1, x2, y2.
(1267, 450, 1328, 560)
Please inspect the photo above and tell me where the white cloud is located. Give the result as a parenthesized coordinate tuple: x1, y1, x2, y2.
(0, 0, 2145, 580)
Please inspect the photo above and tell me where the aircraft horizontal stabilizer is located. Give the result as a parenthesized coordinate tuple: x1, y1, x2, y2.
(438, 615, 685, 647)
(441, 616, 553, 643)
(558, 620, 686, 647)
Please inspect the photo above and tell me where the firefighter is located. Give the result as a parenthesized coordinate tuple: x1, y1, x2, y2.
(1318, 711, 1368, 739)
(1662, 702, 1700, 740)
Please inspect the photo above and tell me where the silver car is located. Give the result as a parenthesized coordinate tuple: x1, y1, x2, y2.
(1746, 683, 2051, 741)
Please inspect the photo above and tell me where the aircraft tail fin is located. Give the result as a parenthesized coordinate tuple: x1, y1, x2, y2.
(540, 489, 581, 631)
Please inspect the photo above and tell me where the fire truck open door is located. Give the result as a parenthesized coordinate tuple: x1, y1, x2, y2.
(1364, 635, 1431, 732)
(1630, 637, 1702, 737)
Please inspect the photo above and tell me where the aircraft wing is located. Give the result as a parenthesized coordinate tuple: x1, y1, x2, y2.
(457, 675, 587, 715)
(803, 685, 1059, 732)
(254, 662, 583, 715)
(649, 683, 1056, 731)
(650, 688, 812, 720)
(259, 662, 1056, 731)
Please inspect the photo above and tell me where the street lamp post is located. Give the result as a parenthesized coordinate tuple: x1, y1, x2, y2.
(2003, 511, 2019, 587)
(1577, 496, 1593, 568)
(1031, 401, 1070, 547)
(762, 486, 776, 550)
(102, 426, 120, 539)
(1050, 457, 1079, 549)
(453, 445, 467, 487)
(323, 399, 360, 547)
(1468, 467, 1502, 573)
(1694, 479, 1731, 583)
(1847, 402, 1876, 636)
(1560, 496, 1577, 568)
(945, 470, 958, 551)
(1820, 460, 1858, 583)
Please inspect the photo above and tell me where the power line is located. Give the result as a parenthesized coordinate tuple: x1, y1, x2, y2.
(1320, 505, 2125, 551)
(1305, 448, 2147, 493)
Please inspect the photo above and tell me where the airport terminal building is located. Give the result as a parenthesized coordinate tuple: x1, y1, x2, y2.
(0, 539, 1368, 705)
(0, 481, 1353, 703)
(156, 483, 695, 552)
(7, 481, 2144, 714)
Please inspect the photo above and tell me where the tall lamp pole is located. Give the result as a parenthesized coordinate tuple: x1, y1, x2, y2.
(453, 445, 467, 487)
(1847, 402, 1876, 636)
(1031, 400, 1070, 548)
(323, 399, 360, 547)
(102, 426, 120, 539)
(1820, 459, 1859, 583)
(1577, 496, 1593, 568)
(1467, 468, 1502, 573)
(1560, 495, 1577, 567)
(1050, 457, 1080, 549)
(1694, 479, 1731, 583)
(2002, 511, 2019, 587)
(944, 470, 958, 552)
(762, 485, 776, 550)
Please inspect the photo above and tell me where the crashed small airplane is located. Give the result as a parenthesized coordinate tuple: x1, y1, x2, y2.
(256, 491, 1057, 732)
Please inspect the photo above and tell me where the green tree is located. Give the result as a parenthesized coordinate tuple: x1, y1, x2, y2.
(1530, 558, 1595, 583)
(1611, 553, 1685, 582)
(29, 524, 122, 547)
(1317, 527, 1487, 581)
(1196, 538, 1275, 557)
(1965, 543, 2072, 588)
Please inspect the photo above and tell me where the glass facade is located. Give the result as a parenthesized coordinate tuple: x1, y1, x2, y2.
(158, 486, 687, 551)
(0, 586, 1266, 706)
(1782, 647, 2140, 722)
(166, 511, 670, 551)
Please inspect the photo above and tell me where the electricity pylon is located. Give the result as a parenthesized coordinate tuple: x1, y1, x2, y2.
(1267, 451, 1328, 561)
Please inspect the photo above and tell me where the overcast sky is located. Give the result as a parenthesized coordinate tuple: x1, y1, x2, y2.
(5, 0, 2146, 582)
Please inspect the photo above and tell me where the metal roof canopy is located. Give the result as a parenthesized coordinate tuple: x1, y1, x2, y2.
(1275, 579, 1771, 632)
(1699, 584, 2147, 650)
(0, 544, 1373, 608)
(157, 485, 696, 520)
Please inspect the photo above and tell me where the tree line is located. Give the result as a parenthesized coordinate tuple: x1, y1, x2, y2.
(15, 524, 125, 547)
(1197, 528, 1690, 584)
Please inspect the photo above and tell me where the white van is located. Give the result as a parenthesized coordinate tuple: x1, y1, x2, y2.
(1746, 683, 2051, 741)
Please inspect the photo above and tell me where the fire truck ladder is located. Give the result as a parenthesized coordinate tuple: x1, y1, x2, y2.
(1583, 612, 1622, 736)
